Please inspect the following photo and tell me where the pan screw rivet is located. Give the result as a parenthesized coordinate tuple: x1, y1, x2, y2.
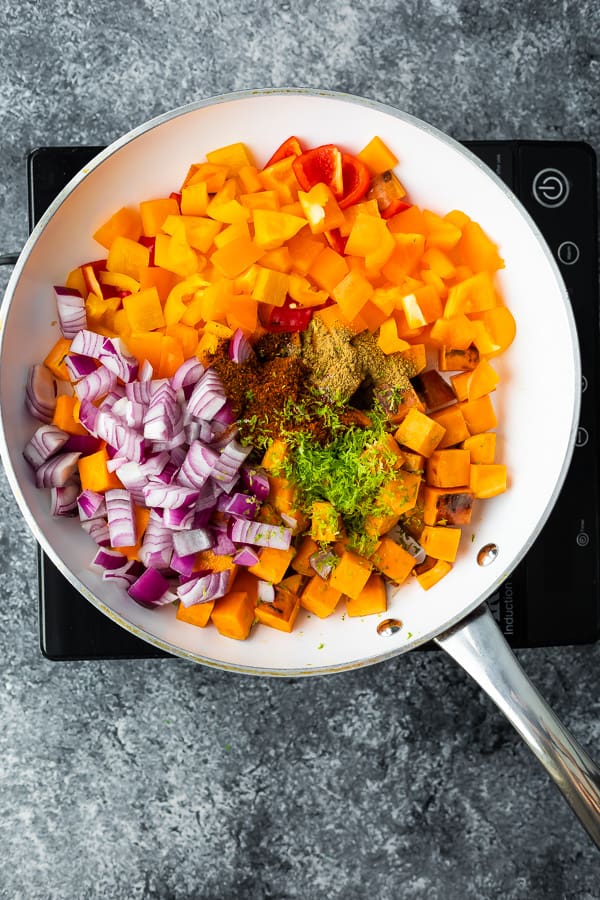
(477, 543, 499, 566)
(377, 618, 403, 636)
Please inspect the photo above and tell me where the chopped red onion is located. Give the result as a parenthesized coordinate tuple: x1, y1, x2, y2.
(240, 465, 270, 502)
(25, 364, 57, 423)
(128, 567, 172, 608)
(170, 552, 196, 578)
(212, 438, 252, 487)
(77, 489, 106, 521)
(232, 545, 260, 567)
(77, 399, 99, 434)
(143, 484, 200, 509)
(177, 569, 230, 608)
(172, 527, 214, 556)
(210, 525, 236, 556)
(73, 365, 117, 403)
(162, 505, 196, 530)
(171, 357, 204, 390)
(102, 558, 145, 588)
(66, 354, 98, 381)
(100, 337, 139, 382)
(257, 580, 276, 603)
(23, 424, 70, 468)
(91, 547, 128, 571)
(229, 328, 255, 364)
(222, 492, 261, 519)
(54, 286, 86, 338)
(138, 514, 173, 569)
(35, 451, 81, 488)
(143, 382, 183, 443)
(106, 489, 137, 548)
(64, 434, 102, 455)
(70, 328, 105, 359)
(50, 482, 80, 516)
(309, 549, 338, 579)
(139, 359, 153, 382)
(212, 401, 235, 425)
(229, 518, 292, 550)
(186, 369, 227, 420)
(94, 409, 145, 463)
(178, 440, 218, 488)
(81, 516, 111, 546)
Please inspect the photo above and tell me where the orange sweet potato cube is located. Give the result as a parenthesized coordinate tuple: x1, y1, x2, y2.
(394, 408, 446, 457)
(300, 575, 343, 619)
(211, 590, 255, 640)
(426, 449, 471, 488)
(420, 525, 462, 562)
(346, 572, 387, 617)
(329, 550, 373, 600)
(176, 599, 215, 627)
(370, 537, 415, 585)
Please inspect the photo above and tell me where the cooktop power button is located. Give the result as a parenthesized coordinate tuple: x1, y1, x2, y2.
(532, 168, 570, 207)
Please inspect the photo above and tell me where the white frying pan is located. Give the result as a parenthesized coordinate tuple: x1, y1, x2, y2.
(1, 89, 598, 844)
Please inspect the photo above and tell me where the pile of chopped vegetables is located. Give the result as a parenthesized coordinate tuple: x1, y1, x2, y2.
(24, 133, 515, 640)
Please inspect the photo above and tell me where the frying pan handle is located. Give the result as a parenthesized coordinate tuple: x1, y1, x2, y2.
(435, 602, 600, 848)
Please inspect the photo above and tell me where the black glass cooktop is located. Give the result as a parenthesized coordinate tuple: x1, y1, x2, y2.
(28, 141, 600, 660)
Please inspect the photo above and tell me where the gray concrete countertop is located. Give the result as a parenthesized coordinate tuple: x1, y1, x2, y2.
(1, 2, 600, 897)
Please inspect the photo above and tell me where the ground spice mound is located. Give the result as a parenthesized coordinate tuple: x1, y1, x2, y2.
(212, 348, 309, 446)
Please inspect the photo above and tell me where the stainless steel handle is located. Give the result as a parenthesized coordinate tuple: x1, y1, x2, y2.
(435, 603, 600, 848)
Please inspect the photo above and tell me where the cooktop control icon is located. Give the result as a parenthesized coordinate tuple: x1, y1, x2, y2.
(532, 168, 570, 208)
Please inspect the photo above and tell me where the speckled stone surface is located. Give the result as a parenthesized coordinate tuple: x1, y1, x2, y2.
(1, 1, 600, 897)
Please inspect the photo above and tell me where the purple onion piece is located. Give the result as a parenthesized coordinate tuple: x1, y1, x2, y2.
(100, 337, 139, 383)
(81, 516, 111, 546)
(25, 364, 57, 423)
(229, 328, 255, 364)
(170, 552, 197, 578)
(162, 505, 196, 530)
(65, 354, 97, 381)
(172, 527, 214, 557)
(177, 570, 230, 608)
(102, 559, 145, 588)
(90, 547, 129, 572)
(138, 515, 173, 570)
(64, 434, 102, 455)
(128, 567, 172, 608)
(70, 328, 105, 359)
(186, 369, 227, 421)
(309, 549, 338, 580)
(229, 518, 292, 551)
(105, 488, 137, 548)
(35, 451, 81, 488)
(257, 580, 276, 604)
(171, 358, 204, 391)
(232, 545, 260, 567)
(240, 465, 270, 502)
(23, 424, 70, 468)
(54, 286, 86, 339)
(50, 482, 80, 516)
(77, 489, 107, 521)
(143, 484, 200, 510)
(222, 492, 261, 520)
(73, 365, 117, 403)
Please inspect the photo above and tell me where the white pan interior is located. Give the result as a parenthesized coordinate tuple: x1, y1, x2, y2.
(0, 90, 580, 675)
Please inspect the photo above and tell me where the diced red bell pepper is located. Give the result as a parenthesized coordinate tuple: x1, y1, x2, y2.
(292, 145, 344, 197)
(324, 228, 347, 255)
(264, 136, 304, 168)
(261, 300, 315, 333)
(169, 191, 182, 210)
(138, 235, 156, 267)
(338, 153, 371, 209)
(367, 170, 410, 218)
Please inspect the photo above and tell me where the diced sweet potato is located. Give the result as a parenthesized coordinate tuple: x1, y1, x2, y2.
(394, 408, 446, 457)
(423, 486, 474, 526)
(300, 575, 343, 618)
(438, 344, 480, 372)
(469, 463, 507, 498)
(462, 433, 496, 464)
(459, 395, 497, 434)
(370, 536, 415, 584)
(426, 449, 471, 488)
(290, 535, 319, 576)
(430, 405, 470, 449)
(346, 572, 387, 617)
(420, 525, 462, 562)
(416, 558, 453, 590)
(176, 599, 215, 627)
(413, 369, 457, 411)
(211, 590, 255, 640)
(329, 550, 373, 599)
(248, 546, 296, 583)
(255, 590, 301, 632)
